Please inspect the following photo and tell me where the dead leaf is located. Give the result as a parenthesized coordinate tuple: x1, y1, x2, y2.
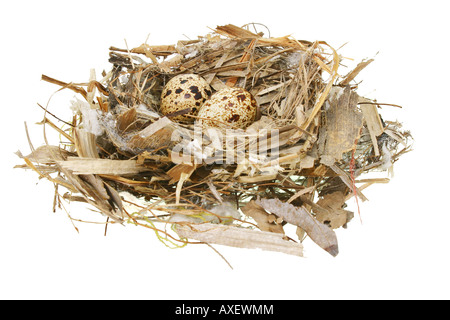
(315, 191, 354, 229)
(241, 200, 284, 234)
(256, 198, 339, 256)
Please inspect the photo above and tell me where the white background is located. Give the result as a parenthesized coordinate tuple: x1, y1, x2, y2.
(1, 0, 449, 299)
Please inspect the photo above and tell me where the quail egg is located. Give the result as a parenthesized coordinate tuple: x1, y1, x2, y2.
(197, 87, 258, 129)
(160, 74, 212, 122)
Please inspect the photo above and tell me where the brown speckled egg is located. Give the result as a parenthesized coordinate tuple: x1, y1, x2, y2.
(160, 74, 212, 122)
(197, 87, 258, 129)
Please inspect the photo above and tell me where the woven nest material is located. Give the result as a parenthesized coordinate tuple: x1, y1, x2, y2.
(16, 24, 412, 259)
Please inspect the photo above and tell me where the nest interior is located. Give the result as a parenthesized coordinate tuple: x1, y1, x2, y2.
(17, 24, 412, 258)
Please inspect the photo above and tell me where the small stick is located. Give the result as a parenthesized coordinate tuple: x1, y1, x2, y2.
(205, 243, 233, 270)
(37, 103, 74, 127)
(357, 102, 403, 108)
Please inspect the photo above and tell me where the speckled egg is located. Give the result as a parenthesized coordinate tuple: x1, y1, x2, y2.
(197, 87, 258, 129)
(160, 74, 212, 122)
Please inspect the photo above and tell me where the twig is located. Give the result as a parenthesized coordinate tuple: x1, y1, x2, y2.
(205, 243, 233, 270)
(37, 103, 74, 127)
(357, 102, 403, 108)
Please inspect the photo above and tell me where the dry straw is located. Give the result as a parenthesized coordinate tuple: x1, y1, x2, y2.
(16, 24, 412, 261)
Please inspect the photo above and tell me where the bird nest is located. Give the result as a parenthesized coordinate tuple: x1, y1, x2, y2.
(16, 24, 412, 260)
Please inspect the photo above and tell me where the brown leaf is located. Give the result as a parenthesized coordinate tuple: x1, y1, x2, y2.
(241, 200, 284, 234)
(315, 191, 354, 229)
(316, 191, 346, 210)
(256, 198, 339, 257)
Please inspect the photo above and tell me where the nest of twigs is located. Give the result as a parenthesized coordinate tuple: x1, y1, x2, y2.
(16, 24, 412, 259)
